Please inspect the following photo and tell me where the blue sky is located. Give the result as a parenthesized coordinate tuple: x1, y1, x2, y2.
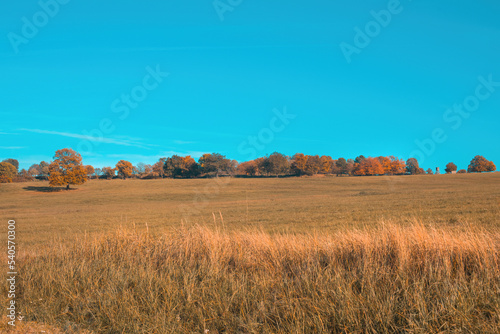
(1, 0, 499, 171)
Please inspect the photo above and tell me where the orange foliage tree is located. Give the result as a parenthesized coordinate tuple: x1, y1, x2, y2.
(101, 167, 116, 179)
(467, 156, 496, 173)
(237, 160, 259, 176)
(115, 160, 134, 179)
(353, 157, 384, 176)
(0, 161, 17, 183)
(377, 156, 392, 174)
(389, 157, 406, 175)
(48, 148, 87, 189)
(445, 162, 457, 174)
(85, 165, 95, 179)
(291, 153, 308, 175)
(320, 156, 335, 174)
(304, 155, 321, 175)
(164, 155, 200, 178)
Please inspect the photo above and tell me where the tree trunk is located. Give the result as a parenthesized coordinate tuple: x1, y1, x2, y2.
(66, 184, 70, 190)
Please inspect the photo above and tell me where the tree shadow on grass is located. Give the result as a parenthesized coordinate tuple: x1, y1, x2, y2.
(23, 186, 77, 193)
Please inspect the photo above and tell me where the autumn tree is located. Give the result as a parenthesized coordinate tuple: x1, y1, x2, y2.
(457, 169, 467, 174)
(254, 157, 267, 175)
(152, 158, 166, 178)
(445, 162, 457, 174)
(143, 164, 153, 177)
(353, 157, 384, 176)
(115, 160, 134, 179)
(467, 156, 496, 173)
(262, 152, 290, 176)
(2, 159, 19, 171)
(136, 162, 146, 175)
(354, 155, 366, 165)
(39, 161, 50, 179)
(304, 155, 321, 175)
(94, 168, 103, 179)
(164, 155, 200, 178)
(134, 163, 152, 178)
(28, 164, 41, 177)
(377, 156, 392, 175)
(346, 159, 355, 175)
(237, 160, 259, 176)
(320, 156, 335, 174)
(0, 162, 17, 183)
(48, 148, 87, 189)
(17, 169, 31, 181)
(389, 157, 406, 175)
(406, 158, 424, 175)
(198, 153, 233, 176)
(335, 158, 348, 176)
(426, 168, 433, 175)
(291, 153, 308, 176)
(85, 165, 95, 179)
(101, 167, 116, 179)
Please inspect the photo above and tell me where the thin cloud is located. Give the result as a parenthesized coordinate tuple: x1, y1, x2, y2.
(20, 129, 153, 149)
(173, 140, 196, 145)
(0, 146, 25, 149)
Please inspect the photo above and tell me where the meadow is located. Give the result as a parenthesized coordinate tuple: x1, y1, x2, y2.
(1, 173, 499, 333)
(1, 172, 499, 247)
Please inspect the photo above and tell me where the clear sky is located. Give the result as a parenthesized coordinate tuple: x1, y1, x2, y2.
(1, 0, 499, 171)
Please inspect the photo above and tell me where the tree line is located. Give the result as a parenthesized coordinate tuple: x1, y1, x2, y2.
(0, 149, 496, 188)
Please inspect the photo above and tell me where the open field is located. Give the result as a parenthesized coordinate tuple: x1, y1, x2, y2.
(2, 224, 500, 333)
(1, 173, 500, 333)
(1, 173, 500, 247)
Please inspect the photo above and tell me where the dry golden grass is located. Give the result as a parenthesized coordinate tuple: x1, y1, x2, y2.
(0, 172, 499, 247)
(4, 223, 499, 333)
(1, 173, 499, 332)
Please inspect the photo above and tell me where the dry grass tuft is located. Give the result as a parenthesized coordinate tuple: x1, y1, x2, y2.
(4, 223, 500, 333)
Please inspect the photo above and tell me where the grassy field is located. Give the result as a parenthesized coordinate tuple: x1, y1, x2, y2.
(1, 172, 499, 247)
(1, 173, 499, 333)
